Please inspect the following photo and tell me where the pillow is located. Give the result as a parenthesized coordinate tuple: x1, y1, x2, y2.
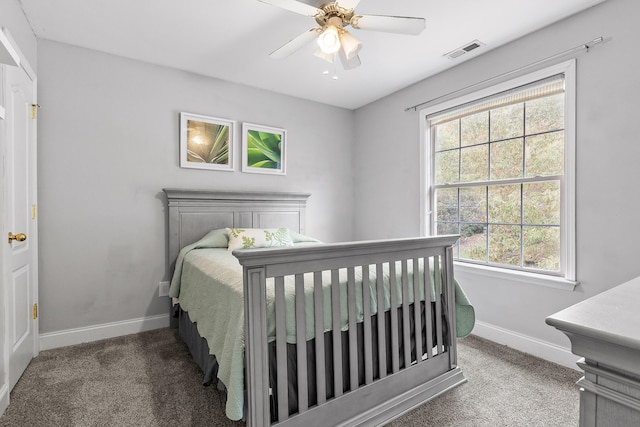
(226, 227, 294, 251)
(194, 228, 229, 248)
(288, 229, 322, 244)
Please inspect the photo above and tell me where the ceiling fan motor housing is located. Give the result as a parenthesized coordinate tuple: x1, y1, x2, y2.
(315, 4, 355, 28)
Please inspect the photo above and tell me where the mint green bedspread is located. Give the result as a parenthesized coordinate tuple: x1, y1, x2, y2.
(169, 230, 475, 421)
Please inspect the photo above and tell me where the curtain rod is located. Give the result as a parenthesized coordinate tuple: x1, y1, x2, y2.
(404, 36, 605, 112)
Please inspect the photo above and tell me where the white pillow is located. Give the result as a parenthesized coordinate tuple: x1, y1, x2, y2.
(226, 228, 294, 251)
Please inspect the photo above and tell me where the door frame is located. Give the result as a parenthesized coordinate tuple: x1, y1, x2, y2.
(0, 27, 38, 412)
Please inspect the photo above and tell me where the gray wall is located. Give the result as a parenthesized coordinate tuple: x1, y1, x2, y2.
(353, 0, 640, 348)
(37, 40, 355, 333)
(0, 0, 36, 395)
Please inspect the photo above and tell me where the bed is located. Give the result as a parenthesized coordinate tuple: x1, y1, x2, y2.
(164, 189, 473, 426)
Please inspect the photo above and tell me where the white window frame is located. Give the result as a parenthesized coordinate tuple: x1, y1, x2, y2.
(419, 60, 577, 291)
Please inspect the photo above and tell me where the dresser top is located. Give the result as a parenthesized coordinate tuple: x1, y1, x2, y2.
(546, 276, 640, 351)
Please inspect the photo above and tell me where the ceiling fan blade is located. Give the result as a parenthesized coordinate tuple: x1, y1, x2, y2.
(270, 28, 319, 59)
(258, 0, 323, 17)
(338, 0, 362, 10)
(351, 14, 426, 35)
(338, 49, 361, 70)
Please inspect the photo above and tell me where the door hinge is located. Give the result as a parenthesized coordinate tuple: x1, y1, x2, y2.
(32, 204, 37, 219)
(33, 303, 38, 320)
(31, 104, 40, 119)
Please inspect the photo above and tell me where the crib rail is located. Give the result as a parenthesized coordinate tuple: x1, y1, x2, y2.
(234, 235, 463, 427)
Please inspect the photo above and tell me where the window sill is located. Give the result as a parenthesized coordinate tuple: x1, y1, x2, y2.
(453, 261, 578, 291)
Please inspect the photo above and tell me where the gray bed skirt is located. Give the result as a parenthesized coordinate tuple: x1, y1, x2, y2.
(176, 301, 449, 422)
(177, 307, 226, 389)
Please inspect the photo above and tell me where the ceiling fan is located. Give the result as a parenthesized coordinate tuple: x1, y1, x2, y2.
(259, 0, 426, 70)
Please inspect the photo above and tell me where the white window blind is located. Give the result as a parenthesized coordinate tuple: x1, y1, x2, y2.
(427, 74, 565, 126)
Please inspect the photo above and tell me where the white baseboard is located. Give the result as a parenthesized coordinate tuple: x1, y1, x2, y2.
(471, 320, 581, 371)
(36, 315, 577, 368)
(0, 383, 9, 418)
(39, 314, 170, 351)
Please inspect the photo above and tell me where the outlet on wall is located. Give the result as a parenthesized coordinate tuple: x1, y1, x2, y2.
(158, 281, 170, 297)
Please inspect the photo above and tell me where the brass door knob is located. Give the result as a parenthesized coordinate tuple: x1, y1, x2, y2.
(8, 232, 27, 244)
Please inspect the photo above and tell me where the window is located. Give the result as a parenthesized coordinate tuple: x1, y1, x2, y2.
(421, 61, 576, 284)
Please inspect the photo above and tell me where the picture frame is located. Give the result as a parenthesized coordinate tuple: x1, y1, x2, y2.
(180, 112, 235, 171)
(242, 122, 286, 175)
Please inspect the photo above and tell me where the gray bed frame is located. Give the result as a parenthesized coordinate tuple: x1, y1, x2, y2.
(164, 188, 465, 426)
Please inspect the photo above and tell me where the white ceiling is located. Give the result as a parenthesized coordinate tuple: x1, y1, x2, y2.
(20, 0, 605, 109)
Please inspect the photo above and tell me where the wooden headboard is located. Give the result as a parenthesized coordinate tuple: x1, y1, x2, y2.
(163, 189, 310, 271)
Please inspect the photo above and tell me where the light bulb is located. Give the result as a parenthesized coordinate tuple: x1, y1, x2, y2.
(317, 25, 341, 54)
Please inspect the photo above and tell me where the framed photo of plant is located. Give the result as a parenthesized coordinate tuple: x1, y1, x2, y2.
(180, 112, 234, 171)
(242, 122, 286, 175)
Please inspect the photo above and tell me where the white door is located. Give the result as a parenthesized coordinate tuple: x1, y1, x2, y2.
(4, 62, 38, 390)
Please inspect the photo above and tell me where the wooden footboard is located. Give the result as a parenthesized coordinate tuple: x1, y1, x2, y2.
(234, 235, 465, 427)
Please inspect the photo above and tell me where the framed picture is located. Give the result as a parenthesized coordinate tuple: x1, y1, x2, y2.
(180, 112, 235, 171)
(242, 123, 286, 175)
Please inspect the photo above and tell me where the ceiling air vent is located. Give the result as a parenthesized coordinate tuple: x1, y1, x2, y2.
(444, 40, 485, 60)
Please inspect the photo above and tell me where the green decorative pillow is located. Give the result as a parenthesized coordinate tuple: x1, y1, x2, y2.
(226, 227, 294, 251)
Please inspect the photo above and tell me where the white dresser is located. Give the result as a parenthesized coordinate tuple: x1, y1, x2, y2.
(546, 276, 640, 426)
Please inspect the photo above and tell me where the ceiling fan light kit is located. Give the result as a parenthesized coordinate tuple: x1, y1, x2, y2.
(260, 0, 425, 70)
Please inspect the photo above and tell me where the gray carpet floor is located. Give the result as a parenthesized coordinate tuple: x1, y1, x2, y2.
(0, 328, 580, 426)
